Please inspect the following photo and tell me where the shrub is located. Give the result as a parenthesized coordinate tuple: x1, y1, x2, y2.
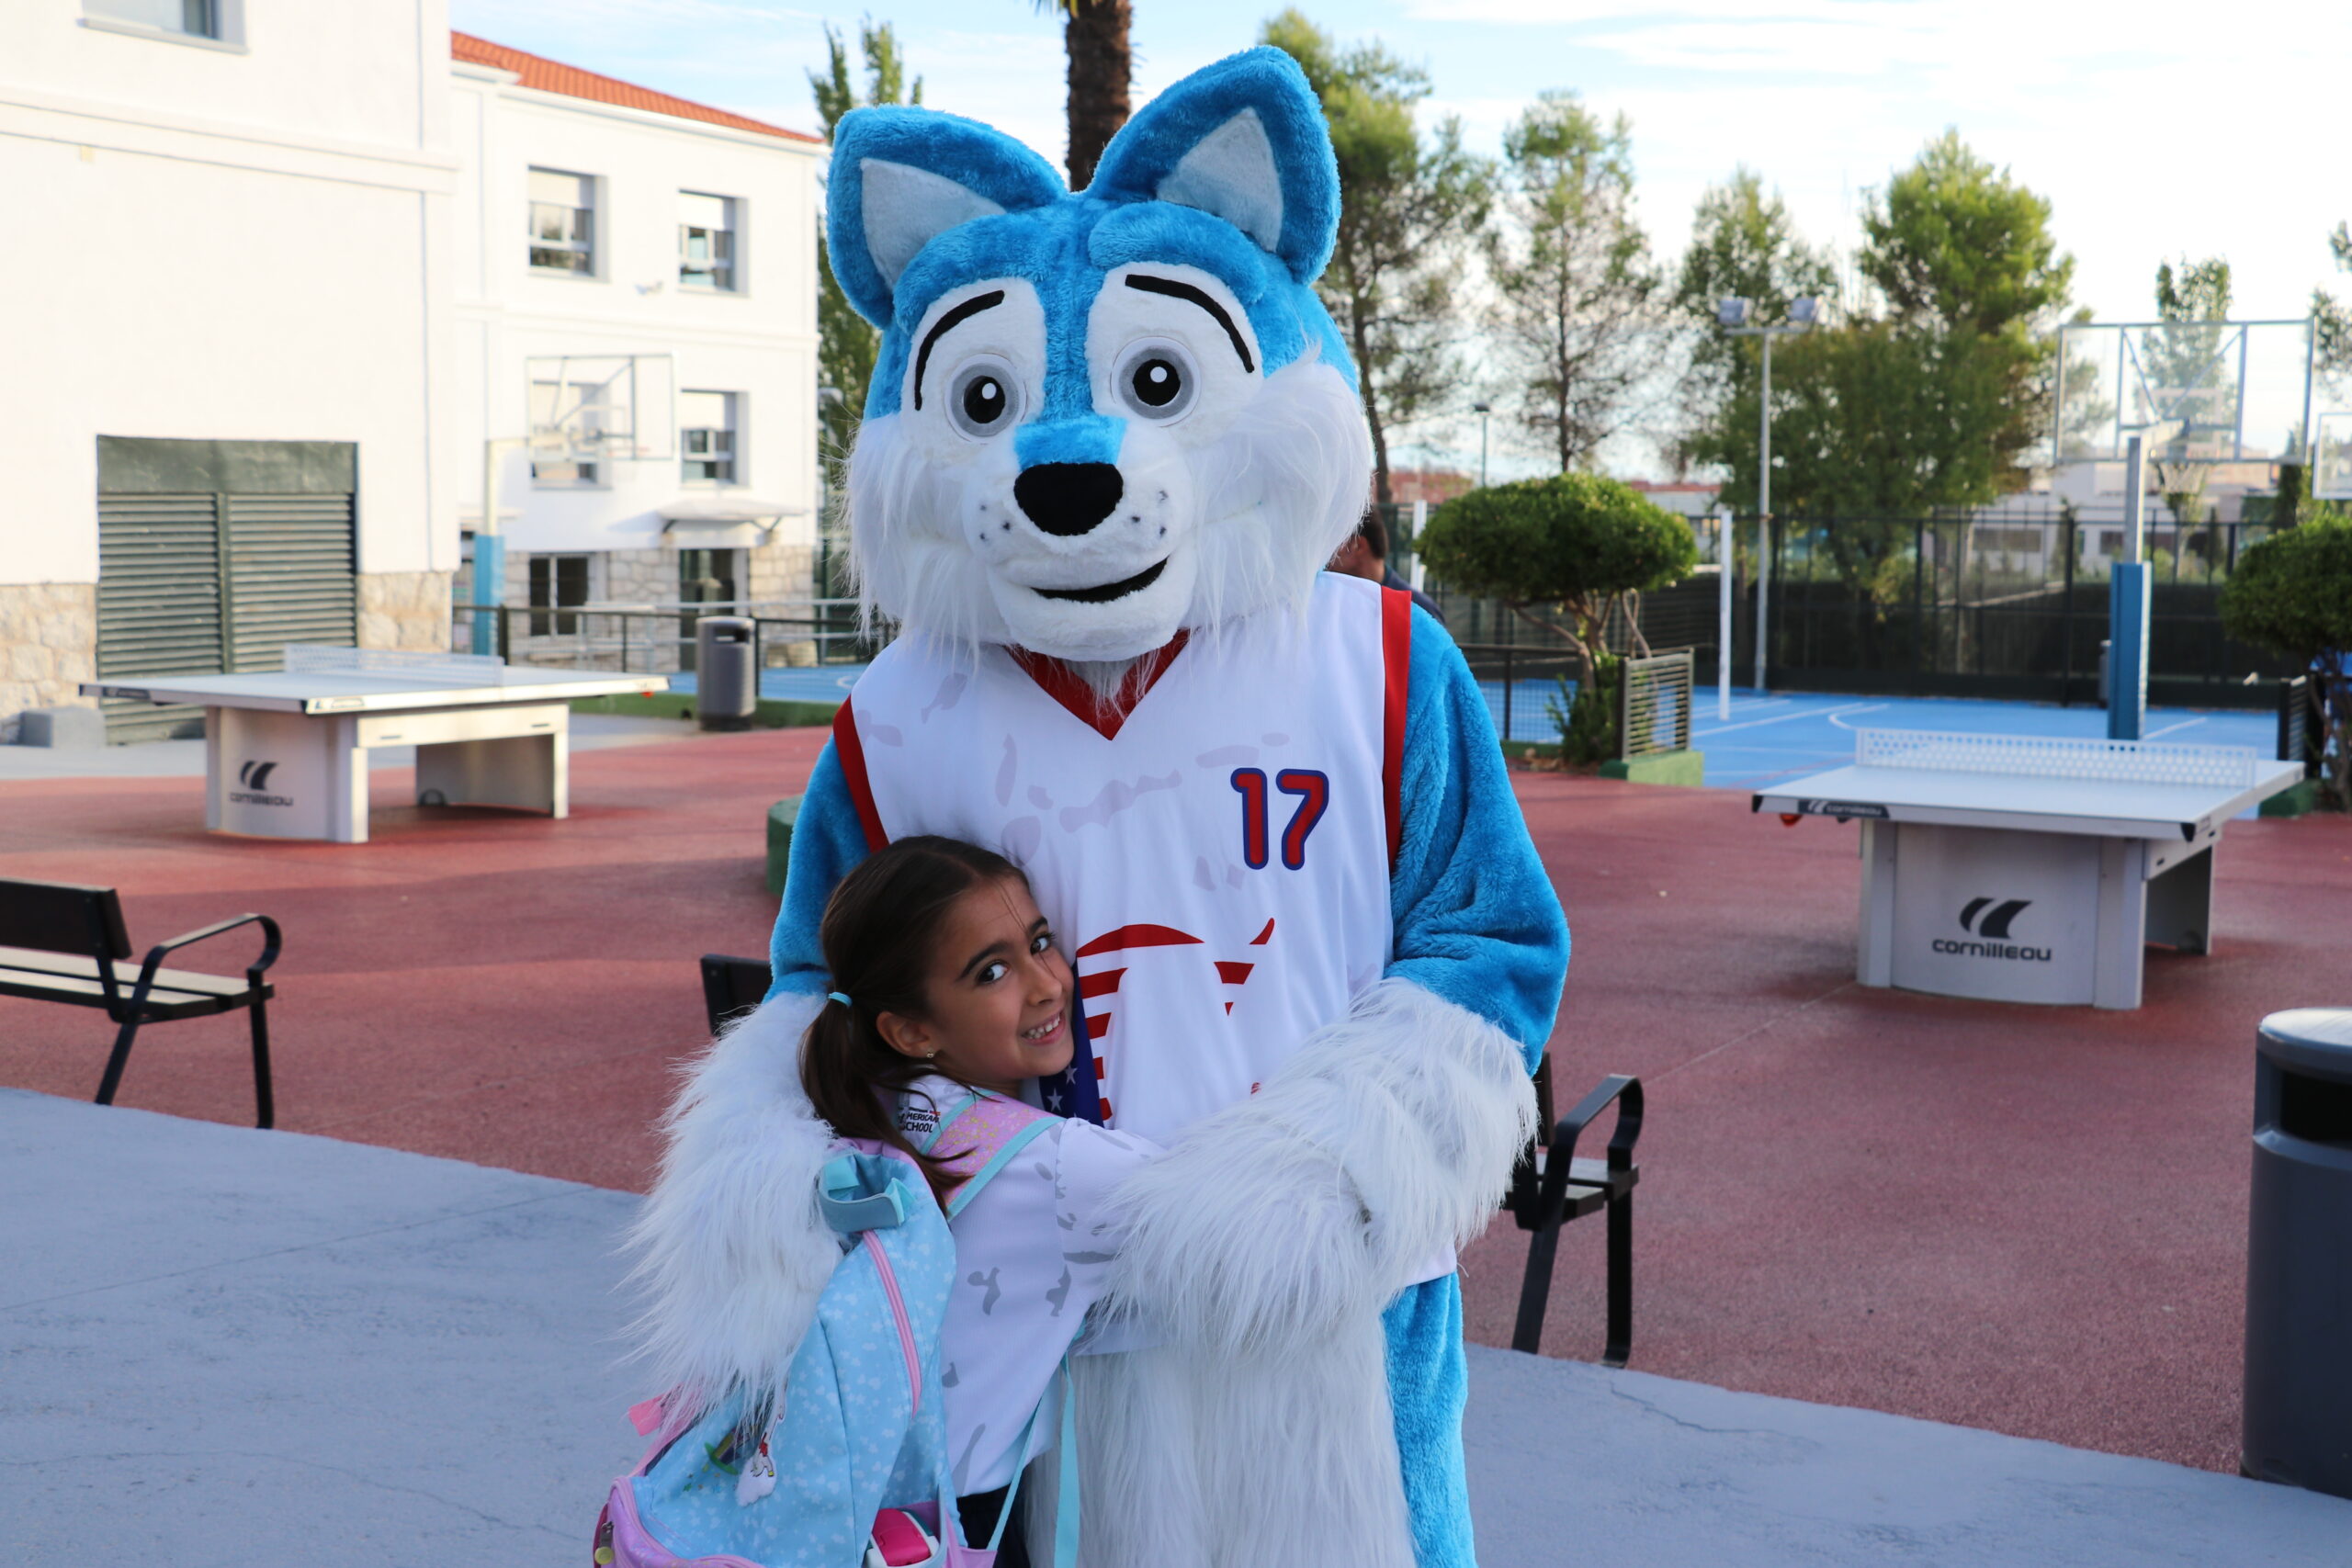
(1419, 473, 1698, 756)
(2220, 516, 2352, 808)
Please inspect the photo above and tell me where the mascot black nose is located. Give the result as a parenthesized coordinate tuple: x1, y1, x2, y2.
(1013, 462, 1125, 537)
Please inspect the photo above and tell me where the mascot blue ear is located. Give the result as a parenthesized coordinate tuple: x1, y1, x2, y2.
(827, 106, 1068, 325)
(1085, 47, 1340, 286)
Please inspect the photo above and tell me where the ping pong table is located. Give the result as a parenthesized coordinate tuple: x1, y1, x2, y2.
(84, 646, 668, 844)
(1754, 729, 2304, 1010)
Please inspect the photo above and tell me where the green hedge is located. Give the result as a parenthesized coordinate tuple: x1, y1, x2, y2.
(569, 691, 842, 729)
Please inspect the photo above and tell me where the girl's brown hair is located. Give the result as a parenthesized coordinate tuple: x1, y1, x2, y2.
(799, 835, 1030, 1207)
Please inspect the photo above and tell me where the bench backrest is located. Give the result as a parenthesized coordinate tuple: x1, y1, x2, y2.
(0, 879, 131, 961)
(698, 953, 771, 1035)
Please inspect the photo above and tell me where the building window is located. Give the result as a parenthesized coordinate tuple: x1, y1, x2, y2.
(529, 379, 606, 488)
(681, 391, 740, 486)
(679, 193, 738, 291)
(528, 555, 592, 637)
(85, 0, 219, 38)
(529, 169, 596, 276)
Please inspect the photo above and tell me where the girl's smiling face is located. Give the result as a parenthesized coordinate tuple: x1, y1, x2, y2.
(876, 874, 1074, 1096)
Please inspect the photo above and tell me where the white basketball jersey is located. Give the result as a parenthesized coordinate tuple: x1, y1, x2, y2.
(835, 572, 1411, 1145)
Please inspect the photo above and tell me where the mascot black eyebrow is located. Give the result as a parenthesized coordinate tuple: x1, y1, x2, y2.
(631, 48, 1569, 1568)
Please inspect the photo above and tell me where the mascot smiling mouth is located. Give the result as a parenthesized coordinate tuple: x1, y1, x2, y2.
(1034, 559, 1168, 604)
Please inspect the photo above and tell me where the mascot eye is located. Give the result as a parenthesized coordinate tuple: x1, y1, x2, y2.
(1116, 344, 1197, 422)
(947, 361, 1023, 438)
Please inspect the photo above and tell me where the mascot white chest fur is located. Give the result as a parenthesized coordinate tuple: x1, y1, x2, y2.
(633, 48, 1568, 1568)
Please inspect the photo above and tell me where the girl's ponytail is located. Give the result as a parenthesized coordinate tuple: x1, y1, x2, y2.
(797, 836, 1028, 1208)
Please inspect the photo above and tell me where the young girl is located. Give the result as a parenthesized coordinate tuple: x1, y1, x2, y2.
(798, 836, 1158, 1566)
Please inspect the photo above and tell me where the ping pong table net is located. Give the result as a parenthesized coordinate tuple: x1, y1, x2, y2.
(1851, 728, 2261, 790)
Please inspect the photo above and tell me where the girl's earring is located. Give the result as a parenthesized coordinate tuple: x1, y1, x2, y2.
(923, 1048, 940, 1059)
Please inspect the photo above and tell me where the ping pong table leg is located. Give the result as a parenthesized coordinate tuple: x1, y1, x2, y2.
(204, 710, 225, 832)
(547, 727, 569, 818)
(1856, 819, 1896, 987)
(2092, 838, 2144, 1010)
(328, 714, 368, 843)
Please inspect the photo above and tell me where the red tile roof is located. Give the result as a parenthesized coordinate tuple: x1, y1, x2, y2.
(451, 32, 820, 144)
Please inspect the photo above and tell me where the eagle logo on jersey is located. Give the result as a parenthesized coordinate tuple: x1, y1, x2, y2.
(1069, 917, 1278, 1123)
(825, 49, 1374, 664)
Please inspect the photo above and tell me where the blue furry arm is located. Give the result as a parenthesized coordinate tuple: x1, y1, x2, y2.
(1386, 606, 1569, 1065)
(764, 741, 874, 1000)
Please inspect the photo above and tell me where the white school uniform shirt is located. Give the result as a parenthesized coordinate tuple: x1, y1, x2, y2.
(896, 1076, 1159, 1497)
(836, 573, 1407, 1148)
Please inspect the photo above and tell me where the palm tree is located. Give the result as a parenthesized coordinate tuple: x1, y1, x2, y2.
(1037, 0, 1131, 188)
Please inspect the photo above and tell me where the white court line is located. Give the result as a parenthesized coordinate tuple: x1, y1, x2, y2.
(1693, 701, 1882, 739)
(1826, 705, 1891, 730)
(2143, 716, 2208, 739)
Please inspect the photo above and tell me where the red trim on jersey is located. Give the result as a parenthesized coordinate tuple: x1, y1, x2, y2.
(1078, 968, 1125, 999)
(1380, 586, 1413, 866)
(1215, 961, 1255, 985)
(1087, 1012, 1111, 1041)
(831, 697, 888, 852)
(1010, 629, 1191, 741)
(1249, 918, 1275, 946)
(1074, 923, 1203, 958)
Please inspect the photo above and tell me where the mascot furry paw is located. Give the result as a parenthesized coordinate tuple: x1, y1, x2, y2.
(634, 46, 1568, 1568)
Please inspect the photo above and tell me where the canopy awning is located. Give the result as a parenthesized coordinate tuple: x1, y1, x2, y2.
(656, 495, 812, 548)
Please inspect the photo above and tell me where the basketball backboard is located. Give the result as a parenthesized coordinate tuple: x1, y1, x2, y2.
(526, 355, 676, 468)
(2314, 410, 2352, 500)
(2053, 319, 2314, 467)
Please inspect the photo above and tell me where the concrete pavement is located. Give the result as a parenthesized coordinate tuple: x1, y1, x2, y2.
(6, 1089, 2347, 1567)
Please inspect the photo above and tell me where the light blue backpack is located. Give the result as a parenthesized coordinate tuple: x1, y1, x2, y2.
(595, 1095, 1076, 1568)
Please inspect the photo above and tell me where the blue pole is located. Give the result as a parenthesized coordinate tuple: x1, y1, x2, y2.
(470, 534, 503, 658)
(2107, 560, 2149, 740)
(2108, 434, 2149, 741)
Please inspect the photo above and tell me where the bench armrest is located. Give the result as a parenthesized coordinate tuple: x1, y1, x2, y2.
(122, 913, 282, 1013)
(1521, 1073, 1642, 1232)
(1553, 1072, 1644, 1177)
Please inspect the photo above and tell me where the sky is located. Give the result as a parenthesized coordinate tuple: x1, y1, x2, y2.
(451, 0, 2352, 477)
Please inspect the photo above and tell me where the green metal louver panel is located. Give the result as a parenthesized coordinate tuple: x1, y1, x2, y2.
(92, 439, 359, 742)
(96, 494, 223, 741)
(225, 494, 356, 671)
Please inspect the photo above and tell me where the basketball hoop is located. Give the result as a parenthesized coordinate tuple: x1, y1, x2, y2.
(526, 354, 677, 466)
(2054, 318, 2315, 469)
(2314, 411, 2352, 500)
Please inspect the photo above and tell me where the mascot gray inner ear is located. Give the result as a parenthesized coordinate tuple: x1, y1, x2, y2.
(860, 158, 1008, 288)
(1155, 108, 1283, 254)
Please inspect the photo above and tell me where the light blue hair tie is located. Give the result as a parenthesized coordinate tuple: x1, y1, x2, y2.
(828, 990, 854, 1008)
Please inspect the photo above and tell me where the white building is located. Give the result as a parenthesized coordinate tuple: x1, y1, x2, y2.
(0, 4, 821, 741)
(447, 34, 823, 661)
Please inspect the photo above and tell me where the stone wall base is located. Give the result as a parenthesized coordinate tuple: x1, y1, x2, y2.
(0, 583, 98, 745)
(359, 570, 454, 652)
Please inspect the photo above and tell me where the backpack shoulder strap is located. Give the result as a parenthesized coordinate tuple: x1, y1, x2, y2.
(927, 1092, 1057, 1220)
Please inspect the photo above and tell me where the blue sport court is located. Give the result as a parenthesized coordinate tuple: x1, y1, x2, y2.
(679, 667, 2278, 795)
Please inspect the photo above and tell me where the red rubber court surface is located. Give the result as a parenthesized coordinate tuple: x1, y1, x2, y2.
(3, 731, 2346, 1473)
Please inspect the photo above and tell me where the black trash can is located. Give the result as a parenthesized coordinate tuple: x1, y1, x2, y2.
(695, 616, 757, 731)
(2244, 1007, 2352, 1496)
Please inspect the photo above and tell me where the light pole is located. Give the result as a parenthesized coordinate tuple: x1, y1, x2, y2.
(1472, 401, 1491, 489)
(1717, 296, 1819, 692)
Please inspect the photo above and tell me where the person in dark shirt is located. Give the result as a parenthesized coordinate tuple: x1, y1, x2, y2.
(1328, 505, 1446, 624)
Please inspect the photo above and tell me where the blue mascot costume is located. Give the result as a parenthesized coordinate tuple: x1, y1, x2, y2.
(633, 49, 1567, 1568)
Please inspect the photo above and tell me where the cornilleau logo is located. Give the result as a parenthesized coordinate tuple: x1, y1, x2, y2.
(1958, 897, 2030, 940)
(1932, 897, 2052, 962)
(229, 759, 293, 807)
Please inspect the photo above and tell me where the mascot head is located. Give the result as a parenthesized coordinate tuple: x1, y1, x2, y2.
(827, 48, 1374, 663)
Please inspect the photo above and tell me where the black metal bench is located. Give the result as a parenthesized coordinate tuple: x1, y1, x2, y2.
(696, 954, 1642, 1363)
(700, 953, 772, 1035)
(1502, 1057, 1643, 1366)
(0, 878, 281, 1128)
